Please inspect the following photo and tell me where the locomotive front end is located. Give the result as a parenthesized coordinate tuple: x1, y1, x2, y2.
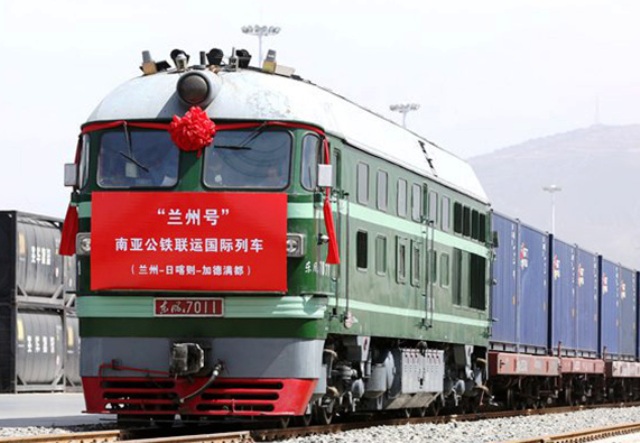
(61, 49, 337, 424)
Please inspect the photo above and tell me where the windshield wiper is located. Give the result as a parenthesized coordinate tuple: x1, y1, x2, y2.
(118, 122, 149, 172)
(213, 145, 253, 150)
(237, 122, 268, 147)
(214, 122, 268, 151)
(119, 151, 149, 172)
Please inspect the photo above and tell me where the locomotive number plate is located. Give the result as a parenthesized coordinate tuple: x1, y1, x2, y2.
(154, 298, 224, 317)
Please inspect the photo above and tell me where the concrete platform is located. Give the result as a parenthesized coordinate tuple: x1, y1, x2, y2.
(0, 393, 109, 427)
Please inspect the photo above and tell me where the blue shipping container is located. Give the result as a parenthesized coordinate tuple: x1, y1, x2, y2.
(490, 213, 519, 349)
(550, 237, 577, 354)
(600, 258, 620, 358)
(619, 266, 636, 360)
(518, 223, 549, 353)
(575, 248, 599, 357)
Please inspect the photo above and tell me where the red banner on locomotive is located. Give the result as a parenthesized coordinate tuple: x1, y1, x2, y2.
(91, 191, 287, 292)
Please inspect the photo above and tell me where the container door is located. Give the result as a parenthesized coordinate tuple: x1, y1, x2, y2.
(550, 238, 577, 354)
(490, 213, 519, 349)
(518, 224, 549, 352)
(600, 258, 620, 358)
(575, 248, 599, 357)
(619, 267, 636, 359)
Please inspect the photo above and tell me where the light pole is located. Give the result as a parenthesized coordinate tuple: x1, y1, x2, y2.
(543, 184, 562, 234)
(241, 25, 281, 65)
(389, 103, 420, 128)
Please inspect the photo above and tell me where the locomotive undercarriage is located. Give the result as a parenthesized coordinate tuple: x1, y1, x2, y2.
(308, 335, 490, 423)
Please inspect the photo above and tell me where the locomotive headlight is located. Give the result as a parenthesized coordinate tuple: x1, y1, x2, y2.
(76, 233, 91, 256)
(176, 71, 220, 108)
(287, 233, 305, 258)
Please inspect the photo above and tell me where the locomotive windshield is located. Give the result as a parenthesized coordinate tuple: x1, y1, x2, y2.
(203, 129, 291, 189)
(97, 129, 179, 188)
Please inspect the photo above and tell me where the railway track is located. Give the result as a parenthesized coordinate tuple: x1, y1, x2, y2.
(2, 403, 640, 443)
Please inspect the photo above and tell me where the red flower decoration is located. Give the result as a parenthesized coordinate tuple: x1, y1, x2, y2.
(169, 106, 216, 156)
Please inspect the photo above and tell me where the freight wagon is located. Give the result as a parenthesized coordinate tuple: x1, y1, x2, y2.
(489, 212, 640, 407)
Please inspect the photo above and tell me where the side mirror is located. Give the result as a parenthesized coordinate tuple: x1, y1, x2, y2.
(64, 163, 78, 187)
(317, 164, 333, 188)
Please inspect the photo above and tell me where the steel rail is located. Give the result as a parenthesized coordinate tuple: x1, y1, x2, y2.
(126, 431, 253, 443)
(502, 421, 640, 443)
(0, 430, 122, 443)
(0, 430, 252, 443)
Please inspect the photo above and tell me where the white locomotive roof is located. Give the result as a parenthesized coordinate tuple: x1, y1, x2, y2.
(88, 68, 488, 203)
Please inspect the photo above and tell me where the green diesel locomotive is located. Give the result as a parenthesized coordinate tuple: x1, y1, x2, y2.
(61, 47, 492, 425)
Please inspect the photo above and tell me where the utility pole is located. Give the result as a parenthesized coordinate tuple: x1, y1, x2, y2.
(542, 184, 562, 234)
(241, 25, 281, 65)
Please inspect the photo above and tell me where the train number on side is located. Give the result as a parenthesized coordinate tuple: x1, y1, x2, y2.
(154, 298, 224, 317)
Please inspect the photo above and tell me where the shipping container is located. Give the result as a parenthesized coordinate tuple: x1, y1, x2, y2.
(549, 236, 577, 355)
(0, 211, 66, 305)
(618, 265, 636, 360)
(489, 214, 549, 354)
(518, 222, 549, 353)
(8, 310, 65, 392)
(600, 257, 620, 359)
(575, 247, 599, 357)
(490, 213, 518, 350)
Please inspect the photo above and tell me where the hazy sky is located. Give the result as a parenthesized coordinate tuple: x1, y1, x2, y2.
(2, 0, 639, 217)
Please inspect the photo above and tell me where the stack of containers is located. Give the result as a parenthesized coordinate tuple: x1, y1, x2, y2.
(0, 211, 78, 392)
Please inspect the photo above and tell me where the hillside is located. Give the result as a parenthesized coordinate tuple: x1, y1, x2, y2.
(468, 124, 640, 269)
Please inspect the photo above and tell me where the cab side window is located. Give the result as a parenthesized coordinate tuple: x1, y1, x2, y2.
(301, 135, 320, 190)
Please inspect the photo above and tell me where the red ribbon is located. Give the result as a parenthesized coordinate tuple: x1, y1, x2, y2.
(169, 106, 216, 157)
(321, 138, 340, 265)
(59, 204, 78, 256)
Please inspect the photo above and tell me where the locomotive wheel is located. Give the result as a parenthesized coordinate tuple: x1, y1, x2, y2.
(294, 412, 313, 427)
(460, 397, 479, 414)
(506, 388, 515, 410)
(469, 396, 481, 413)
(277, 416, 291, 429)
(397, 408, 412, 418)
(564, 388, 574, 406)
(312, 403, 334, 425)
(429, 399, 442, 416)
(413, 407, 428, 417)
